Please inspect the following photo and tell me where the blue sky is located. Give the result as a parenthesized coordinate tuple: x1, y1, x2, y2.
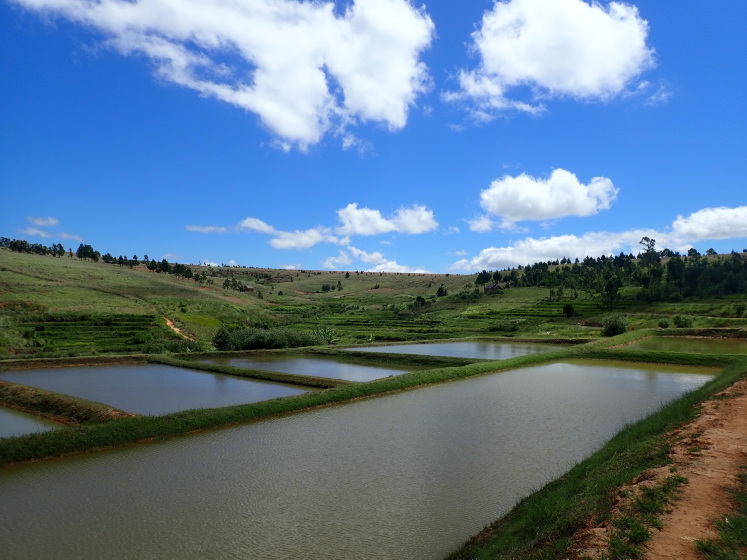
(2, 0, 746, 273)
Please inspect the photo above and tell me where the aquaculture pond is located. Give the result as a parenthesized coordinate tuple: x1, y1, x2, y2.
(0, 364, 308, 416)
(0, 406, 61, 439)
(200, 355, 411, 381)
(628, 336, 747, 354)
(347, 340, 566, 360)
(0, 360, 714, 560)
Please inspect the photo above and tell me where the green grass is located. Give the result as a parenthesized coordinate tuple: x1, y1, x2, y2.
(697, 470, 747, 560)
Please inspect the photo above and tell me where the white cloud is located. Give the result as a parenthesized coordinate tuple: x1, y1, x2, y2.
(237, 218, 276, 234)
(27, 216, 59, 227)
(269, 227, 346, 250)
(202, 260, 219, 267)
(18, 227, 53, 239)
(13, 0, 434, 148)
(671, 206, 747, 241)
(479, 169, 618, 228)
(452, 204, 747, 271)
(326, 245, 428, 273)
(445, 0, 655, 118)
(451, 228, 655, 271)
(186, 225, 228, 233)
(280, 263, 302, 270)
(468, 214, 495, 233)
(336, 203, 438, 236)
(59, 232, 83, 242)
(322, 250, 353, 270)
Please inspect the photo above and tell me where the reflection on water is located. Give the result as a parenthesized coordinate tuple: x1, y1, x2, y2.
(347, 341, 566, 359)
(0, 361, 714, 559)
(0, 406, 61, 439)
(629, 336, 747, 354)
(201, 356, 409, 381)
(0, 364, 307, 415)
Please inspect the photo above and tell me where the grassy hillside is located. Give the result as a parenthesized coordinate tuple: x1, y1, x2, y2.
(2, 248, 746, 359)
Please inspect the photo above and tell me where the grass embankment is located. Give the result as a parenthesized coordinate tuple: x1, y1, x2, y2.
(447, 357, 747, 560)
(0, 349, 572, 467)
(150, 354, 350, 389)
(0, 380, 136, 425)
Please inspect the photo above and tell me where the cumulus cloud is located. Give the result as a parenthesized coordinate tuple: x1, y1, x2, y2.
(452, 204, 747, 272)
(444, 0, 655, 118)
(12, 0, 434, 148)
(336, 203, 438, 236)
(478, 169, 618, 228)
(27, 216, 59, 227)
(186, 225, 228, 233)
(322, 250, 353, 269)
(671, 206, 747, 241)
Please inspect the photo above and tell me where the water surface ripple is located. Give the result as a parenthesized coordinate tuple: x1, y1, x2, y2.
(0, 361, 713, 559)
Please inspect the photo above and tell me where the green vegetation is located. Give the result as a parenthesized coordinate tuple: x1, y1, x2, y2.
(696, 469, 747, 560)
(2, 241, 747, 558)
(607, 475, 687, 559)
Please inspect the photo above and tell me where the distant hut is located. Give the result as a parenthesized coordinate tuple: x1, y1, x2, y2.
(243, 285, 255, 292)
(483, 282, 503, 294)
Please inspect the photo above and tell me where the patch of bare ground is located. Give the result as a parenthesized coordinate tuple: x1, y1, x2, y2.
(568, 379, 747, 560)
(164, 317, 194, 341)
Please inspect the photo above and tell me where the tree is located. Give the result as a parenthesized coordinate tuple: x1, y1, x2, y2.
(600, 275, 622, 311)
(436, 284, 447, 297)
(345, 271, 350, 279)
(706, 248, 718, 255)
(666, 255, 685, 295)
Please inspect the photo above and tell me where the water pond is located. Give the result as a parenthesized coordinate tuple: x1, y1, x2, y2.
(200, 355, 411, 381)
(0, 364, 308, 416)
(0, 360, 715, 560)
(0, 406, 61, 439)
(628, 336, 747, 354)
(347, 340, 566, 359)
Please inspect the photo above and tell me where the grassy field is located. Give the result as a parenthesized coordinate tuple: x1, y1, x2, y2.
(4, 249, 746, 358)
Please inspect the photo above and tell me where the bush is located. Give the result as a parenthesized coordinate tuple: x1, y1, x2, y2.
(602, 314, 628, 337)
(658, 319, 670, 329)
(562, 303, 575, 318)
(672, 315, 694, 328)
(212, 326, 322, 351)
(735, 304, 746, 318)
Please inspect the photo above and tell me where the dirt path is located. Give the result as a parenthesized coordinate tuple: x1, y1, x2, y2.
(642, 379, 747, 559)
(570, 379, 747, 559)
(164, 317, 194, 341)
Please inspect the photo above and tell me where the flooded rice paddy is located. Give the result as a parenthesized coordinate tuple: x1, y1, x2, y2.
(347, 340, 566, 359)
(0, 360, 714, 559)
(200, 355, 411, 381)
(0, 364, 308, 416)
(628, 336, 747, 354)
(0, 406, 61, 439)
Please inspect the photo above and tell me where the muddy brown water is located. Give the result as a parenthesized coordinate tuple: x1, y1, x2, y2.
(0, 360, 715, 559)
(347, 340, 566, 359)
(0, 364, 308, 415)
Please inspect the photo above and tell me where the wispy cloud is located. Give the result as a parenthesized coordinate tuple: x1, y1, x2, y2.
(27, 216, 59, 227)
(186, 225, 228, 234)
(322, 245, 429, 273)
(187, 200, 438, 250)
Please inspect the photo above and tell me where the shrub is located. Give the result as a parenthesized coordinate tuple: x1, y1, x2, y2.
(672, 315, 694, 328)
(735, 304, 746, 318)
(562, 303, 575, 318)
(658, 319, 670, 329)
(602, 314, 628, 337)
(212, 326, 321, 351)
